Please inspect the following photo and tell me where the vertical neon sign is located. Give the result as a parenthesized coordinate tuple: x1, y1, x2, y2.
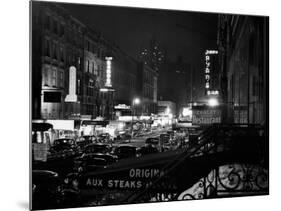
(105, 57, 112, 87)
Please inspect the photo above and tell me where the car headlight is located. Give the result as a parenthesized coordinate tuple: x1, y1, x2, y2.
(64, 178, 69, 184)
(72, 179, 79, 189)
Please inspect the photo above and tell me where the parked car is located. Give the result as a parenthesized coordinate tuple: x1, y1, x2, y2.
(74, 153, 117, 172)
(113, 145, 140, 159)
(139, 144, 159, 156)
(83, 143, 112, 154)
(76, 135, 96, 151)
(97, 133, 113, 143)
(75, 156, 109, 172)
(145, 137, 160, 146)
(32, 170, 62, 210)
(48, 139, 79, 159)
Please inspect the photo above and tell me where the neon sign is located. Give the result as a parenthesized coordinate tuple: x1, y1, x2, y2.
(105, 57, 112, 87)
(205, 50, 218, 91)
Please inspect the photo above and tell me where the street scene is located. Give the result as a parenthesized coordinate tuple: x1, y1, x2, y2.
(31, 1, 269, 210)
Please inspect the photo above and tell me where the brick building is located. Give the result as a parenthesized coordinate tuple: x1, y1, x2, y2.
(217, 14, 269, 125)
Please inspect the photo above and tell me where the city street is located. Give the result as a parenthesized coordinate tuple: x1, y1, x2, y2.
(31, 1, 269, 210)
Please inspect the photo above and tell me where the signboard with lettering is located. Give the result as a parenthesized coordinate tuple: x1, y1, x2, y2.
(192, 106, 221, 125)
(81, 168, 166, 191)
(76, 149, 191, 194)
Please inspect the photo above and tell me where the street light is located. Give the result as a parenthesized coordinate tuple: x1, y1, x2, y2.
(131, 98, 140, 137)
(208, 98, 219, 107)
(133, 98, 140, 105)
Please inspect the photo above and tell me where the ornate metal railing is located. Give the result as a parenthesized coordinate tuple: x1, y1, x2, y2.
(119, 124, 268, 204)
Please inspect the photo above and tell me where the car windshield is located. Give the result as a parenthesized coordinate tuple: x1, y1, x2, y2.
(85, 145, 110, 153)
(54, 139, 73, 145)
(51, 143, 72, 151)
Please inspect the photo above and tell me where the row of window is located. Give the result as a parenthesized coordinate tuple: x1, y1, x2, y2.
(43, 66, 64, 88)
(144, 70, 154, 85)
(144, 85, 153, 99)
(85, 39, 106, 59)
(44, 38, 65, 62)
(45, 14, 65, 37)
(114, 71, 135, 89)
(85, 60, 102, 75)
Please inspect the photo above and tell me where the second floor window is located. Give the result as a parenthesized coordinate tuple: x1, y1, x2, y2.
(44, 39, 50, 57)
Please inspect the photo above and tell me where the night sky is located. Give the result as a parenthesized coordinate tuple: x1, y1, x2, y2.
(58, 2, 218, 100)
(60, 2, 218, 64)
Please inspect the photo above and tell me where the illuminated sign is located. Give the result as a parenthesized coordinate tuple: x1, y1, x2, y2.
(105, 57, 112, 87)
(207, 90, 219, 95)
(100, 88, 115, 92)
(114, 104, 131, 109)
(205, 50, 218, 92)
(65, 66, 78, 102)
(192, 106, 221, 125)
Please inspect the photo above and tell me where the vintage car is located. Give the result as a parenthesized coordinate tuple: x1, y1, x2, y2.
(76, 135, 97, 151)
(138, 144, 159, 156)
(32, 170, 62, 210)
(48, 138, 79, 159)
(73, 153, 118, 172)
(83, 143, 112, 155)
(113, 144, 140, 159)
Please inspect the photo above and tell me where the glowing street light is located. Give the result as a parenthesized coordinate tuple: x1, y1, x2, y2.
(208, 98, 219, 107)
(133, 98, 140, 105)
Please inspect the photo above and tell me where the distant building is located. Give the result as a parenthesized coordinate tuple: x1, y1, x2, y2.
(111, 47, 139, 110)
(157, 101, 176, 116)
(136, 63, 158, 116)
(158, 58, 193, 115)
(139, 39, 165, 73)
(217, 15, 268, 125)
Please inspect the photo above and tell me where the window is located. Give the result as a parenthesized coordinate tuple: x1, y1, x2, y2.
(52, 69, 56, 86)
(53, 43, 58, 59)
(87, 60, 90, 72)
(77, 79, 81, 95)
(60, 47, 64, 62)
(44, 39, 50, 57)
(87, 41, 90, 51)
(92, 62, 97, 75)
(60, 24, 65, 36)
(45, 15, 51, 30)
(53, 19, 58, 34)
(43, 67, 49, 86)
(59, 71, 63, 88)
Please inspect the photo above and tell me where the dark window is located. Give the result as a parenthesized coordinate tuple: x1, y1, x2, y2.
(87, 60, 90, 72)
(43, 91, 61, 102)
(53, 19, 58, 34)
(77, 79, 81, 95)
(45, 39, 50, 57)
(52, 69, 56, 86)
(60, 47, 64, 62)
(53, 43, 58, 59)
(92, 62, 96, 74)
(59, 71, 63, 88)
(45, 15, 51, 30)
(60, 24, 64, 36)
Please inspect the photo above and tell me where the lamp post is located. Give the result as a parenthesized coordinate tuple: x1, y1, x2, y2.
(131, 98, 140, 137)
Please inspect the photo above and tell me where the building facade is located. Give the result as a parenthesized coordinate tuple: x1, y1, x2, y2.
(217, 15, 269, 125)
(32, 3, 85, 119)
(136, 63, 158, 116)
(32, 2, 159, 121)
(139, 39, 165, 73)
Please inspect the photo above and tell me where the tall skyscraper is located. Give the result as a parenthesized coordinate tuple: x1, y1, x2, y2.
(139, 39, 165, 73)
